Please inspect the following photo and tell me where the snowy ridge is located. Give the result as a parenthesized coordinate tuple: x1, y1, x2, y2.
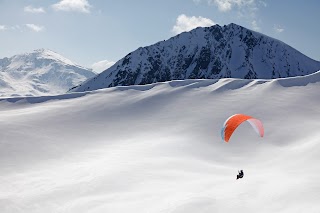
(0, 49, 95, 97)
(3, 70, 320, 104)
(33, 49, 77, 67)
(71, 23, 320, 92)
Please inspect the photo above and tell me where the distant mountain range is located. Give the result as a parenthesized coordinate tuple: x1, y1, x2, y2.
(0, 49, 95, 97)
(70, 23, 320, 93)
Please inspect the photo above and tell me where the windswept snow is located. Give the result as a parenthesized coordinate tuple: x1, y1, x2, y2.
(1, 71, 320, 212)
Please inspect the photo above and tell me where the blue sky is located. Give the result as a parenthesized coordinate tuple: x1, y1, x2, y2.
(0, 0, 319, 72)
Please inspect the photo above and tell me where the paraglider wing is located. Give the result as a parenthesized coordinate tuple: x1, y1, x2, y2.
(221, 114, 264, 142)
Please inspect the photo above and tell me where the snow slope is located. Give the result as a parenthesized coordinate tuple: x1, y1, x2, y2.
(0, 49, 95, 97)
(1, 71, 320, 212)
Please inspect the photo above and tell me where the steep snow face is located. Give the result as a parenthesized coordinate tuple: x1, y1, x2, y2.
(1, 71, 320, 213)
(0, 49, 95, 97)
(71, 23, 320, 92)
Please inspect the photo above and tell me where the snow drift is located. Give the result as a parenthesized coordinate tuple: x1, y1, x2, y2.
(1, 71, 320, 212)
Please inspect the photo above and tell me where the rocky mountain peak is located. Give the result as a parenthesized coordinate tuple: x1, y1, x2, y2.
(69, 23, 320, 92)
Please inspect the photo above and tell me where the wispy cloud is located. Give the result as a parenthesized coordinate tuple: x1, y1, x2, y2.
(26, 24, 45, 32)
(0, 25, 7, 31)
(207, 0, 256, 12)
(92, 60, 115, 73)
(197, 0, 262, 31)
(172, 14, 215, 35)
(11, 25, 22, 31)
(259, 0, 267, 7)
(24, 5, 46, 13)
(52, 0, 92, 13)
(251, 20, 260, 31)
(274, 25, 284, 33)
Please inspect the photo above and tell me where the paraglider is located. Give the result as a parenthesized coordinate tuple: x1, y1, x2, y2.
(237, 170, 244, 180)
(221, 114, 264, 180)
(221, 114, 264, 142)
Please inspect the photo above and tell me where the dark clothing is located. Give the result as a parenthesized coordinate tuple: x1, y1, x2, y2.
(237, 170, 244, 179)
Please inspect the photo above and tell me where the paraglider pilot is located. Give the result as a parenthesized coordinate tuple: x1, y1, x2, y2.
(237, 170, 244, 180)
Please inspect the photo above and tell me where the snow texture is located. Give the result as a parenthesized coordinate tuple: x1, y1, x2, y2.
(1, 70, 320, 212)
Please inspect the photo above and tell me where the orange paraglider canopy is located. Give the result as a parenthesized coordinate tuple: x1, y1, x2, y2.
(221, 114, 264, 142)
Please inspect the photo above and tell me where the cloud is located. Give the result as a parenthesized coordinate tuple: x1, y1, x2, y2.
(208, 0, 255, 12)
(0, 25, 23, 32)
(259, 0, 267, 7)
(92, 60, 115, 73)
(24, 5, 46, 13)
(52, 0, 91, 13)
(199, 0, 262, 32)
(26, 24, 45, 32)
(251, 20, 260, 31)
(172, 14, 215, 35)
(11, 25, 21, 31)
(274, 25, 284, 33)
(0, 25, 6, 31)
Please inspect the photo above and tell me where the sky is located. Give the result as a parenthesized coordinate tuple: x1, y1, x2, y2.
(0, 0, 319, 72)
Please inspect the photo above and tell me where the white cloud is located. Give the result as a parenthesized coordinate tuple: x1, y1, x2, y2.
(172, 14, 215, 35)
(24, 5, 46, 13)
(251, 20, 260, 31)
(0, 25, 23, 32)
(11, 25, 21, 31)
(0, 25, 6, 31)
(208, 0, 255, 12)
(52, 0, 91, 13)
(26, 24, 45, 32)
(202, 0, 261, 32)
(92, 60, 115, 73)
(259, 0, 267, 7)
(274, 25, 284, 33)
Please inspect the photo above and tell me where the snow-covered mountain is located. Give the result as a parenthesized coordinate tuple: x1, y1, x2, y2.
(71, 23, 320, 92)
(0, 49, 95, 97)
(1, 71, 320, 212)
